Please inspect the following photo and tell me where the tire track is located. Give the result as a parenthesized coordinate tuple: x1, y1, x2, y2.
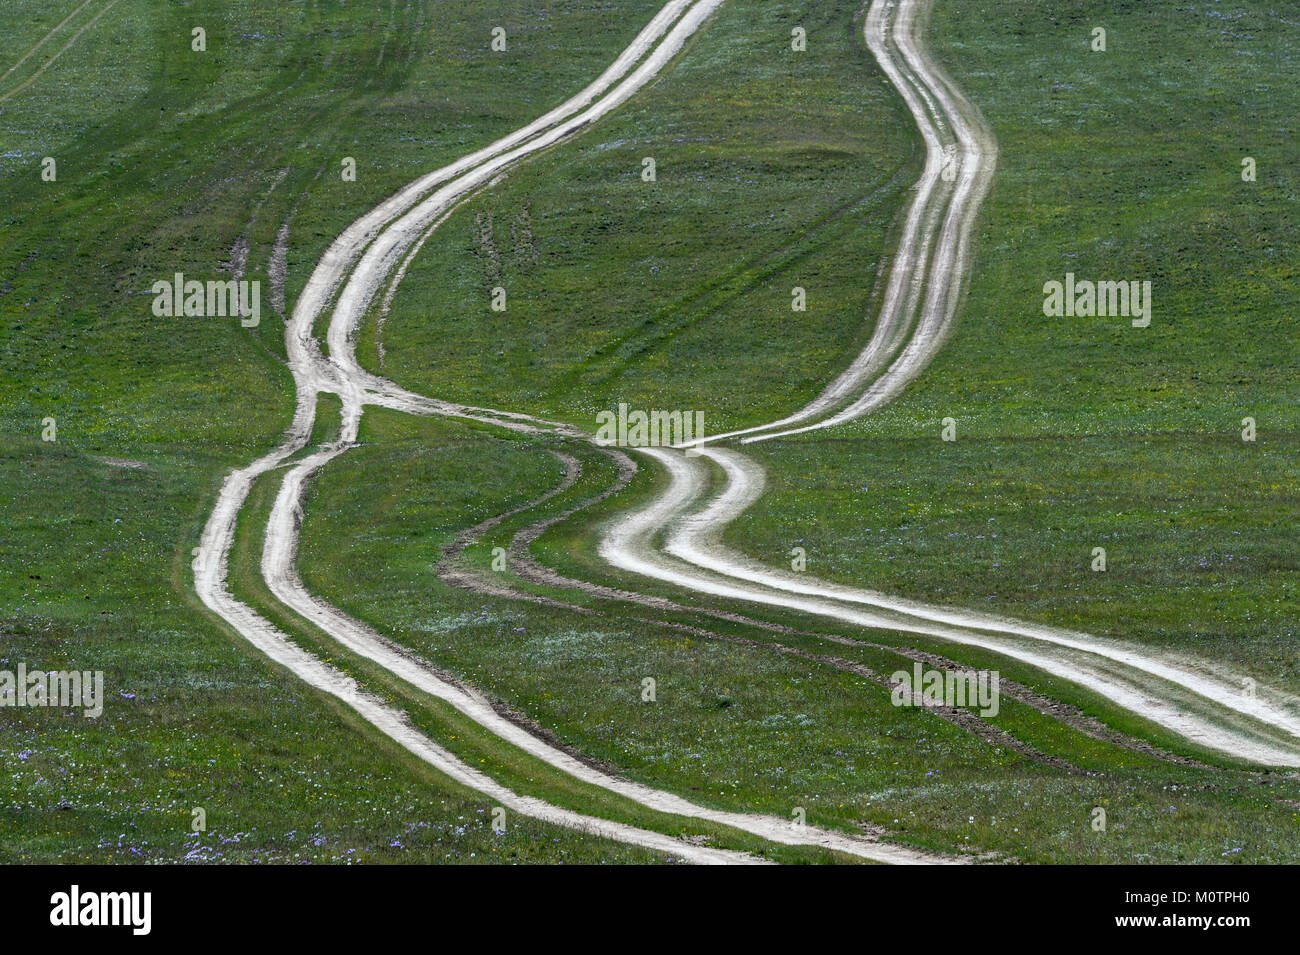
(595, 0, 1300, 767)
(200, 0, 960, 865)
(0, 0, 121, 105)
(600, 445, 1300, 766)
(434, 444, 1216, 770)
(1, 0, 97, 82)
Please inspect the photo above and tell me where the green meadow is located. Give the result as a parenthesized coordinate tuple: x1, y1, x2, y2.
(2, 0, 1296, 864)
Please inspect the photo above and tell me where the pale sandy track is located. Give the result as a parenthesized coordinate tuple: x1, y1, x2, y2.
(679, 0, 967, 448)
(598, 0, 1300, 766)
(198, 0, 962, 864)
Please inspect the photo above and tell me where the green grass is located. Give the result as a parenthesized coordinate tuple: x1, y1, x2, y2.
(4, 0, 1298, 864)
(366, 0, 919, 430)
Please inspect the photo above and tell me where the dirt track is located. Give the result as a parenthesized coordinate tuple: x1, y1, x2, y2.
(195, 0, 1300, 868)
(599, 0, 1300, 767)
(196, 0, 967, 865)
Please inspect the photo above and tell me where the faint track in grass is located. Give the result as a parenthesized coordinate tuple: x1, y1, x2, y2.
(0, 0, 121, 105)
(1, 0, 97, 82)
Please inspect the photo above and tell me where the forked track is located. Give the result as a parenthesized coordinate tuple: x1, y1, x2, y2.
(196, 0, 1300, 870)
(198, 0, 959, 865)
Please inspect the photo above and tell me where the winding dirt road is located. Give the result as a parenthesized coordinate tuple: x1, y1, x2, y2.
(198, 0, 963, 865)
(195, 0, 1300, 867)
(600, 0, 1300, 767)
(600, 445, 1300, 766)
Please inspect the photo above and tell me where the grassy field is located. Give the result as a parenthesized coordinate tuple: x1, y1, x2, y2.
(295, 407, 1300, 863)
(3, 0, 1296, 864)
(365, 0, 919, 430)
